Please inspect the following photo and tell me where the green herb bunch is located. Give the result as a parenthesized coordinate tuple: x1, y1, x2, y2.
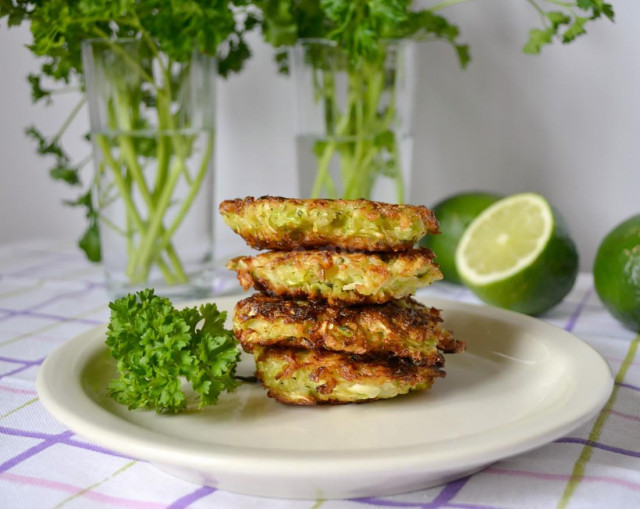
(106, 289, 240, 414)
(257, 0, 614, 69)
(254, 1, 614, 202)
(257, 0, 471, 70)
(0, 1, 258, 265)
(255, 1, 471, 202)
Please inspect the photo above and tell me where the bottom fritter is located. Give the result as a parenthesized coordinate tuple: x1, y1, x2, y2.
(254, 346, 445, 405)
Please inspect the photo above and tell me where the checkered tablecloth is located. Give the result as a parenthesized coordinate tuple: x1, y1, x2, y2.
(1, 240, 638, 509)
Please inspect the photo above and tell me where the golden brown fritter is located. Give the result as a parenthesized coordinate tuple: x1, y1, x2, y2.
(219, 196, 439, 252)
(253, 346, 445, 405)
(227, 249, 442, 305)
(234, 295, 464, 365)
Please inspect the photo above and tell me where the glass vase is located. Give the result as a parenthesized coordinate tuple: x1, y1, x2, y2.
(291, 39, 415, 203)
(82, 39, 216, 300)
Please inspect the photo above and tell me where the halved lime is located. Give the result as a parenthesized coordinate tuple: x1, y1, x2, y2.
(419, 191, 502, 284)
(455, 193, 579, 315)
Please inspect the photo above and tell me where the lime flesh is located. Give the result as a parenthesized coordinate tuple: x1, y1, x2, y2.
(420, 192, 501, 284)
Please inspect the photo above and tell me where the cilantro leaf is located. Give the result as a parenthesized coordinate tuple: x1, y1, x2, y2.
(105, 290, 240, 414)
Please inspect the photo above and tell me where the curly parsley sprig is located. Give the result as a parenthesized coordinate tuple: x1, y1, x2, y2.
(106, 290, 241, 414)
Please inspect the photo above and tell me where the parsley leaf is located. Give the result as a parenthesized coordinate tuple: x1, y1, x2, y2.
(523, 0, 614, 54)
(1, 1, 258, 263)
(105, 290, 241, 414)
(256, 1, 470, 69)
(256, 1, 614, 68)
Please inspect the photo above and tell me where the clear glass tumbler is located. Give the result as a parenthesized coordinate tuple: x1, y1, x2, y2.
(290, 39, 415, 204)
(82, 39, 216, 300)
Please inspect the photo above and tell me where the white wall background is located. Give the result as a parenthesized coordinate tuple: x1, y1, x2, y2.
(0, 0, 638, 269)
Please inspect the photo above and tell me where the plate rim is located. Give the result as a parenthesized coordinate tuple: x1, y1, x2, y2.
(36, 295, 614, 480)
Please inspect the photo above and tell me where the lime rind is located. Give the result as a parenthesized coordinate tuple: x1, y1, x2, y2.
(593, 214, 640, 331)
(455, 193, 554, 286)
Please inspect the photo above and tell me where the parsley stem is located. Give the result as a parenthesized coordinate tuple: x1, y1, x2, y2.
(132, 13, 169, 76)
(76, 154, 93, 169)
(95, 134, 176, 283)
(545, 0, 576, 8)
(52, 97, 86, 144)
(526, 0, 549, 25)
(309, 55, 404, 202)
(310, 139, 338, 198)
(98, 212, 128, 237)
(156, 131, 215, 256)
(108, 94, 187, 284)
(392, 137, 405, 204)
(92, 27, 160, 91)
(94, 48, 211, 287)
(132, 158, 183, 282)
(429, 0, 474, 12)
(46, 86, 82, 96)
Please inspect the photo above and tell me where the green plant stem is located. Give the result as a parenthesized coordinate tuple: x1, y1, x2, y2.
(526, 0, 548, 24)
(545, 0, 576, 7)
(391, 138, 405, 203)
(52, 97, 87, 143)
(156, 132, 214, 254)
(153, 95, 172, 201)
(100, 213, 128, 237)
(108, 94, 187, 283)
(92, 27, 159, 89)
(131, 157, 184, 283)
(429, 0, 474, 12)
(95, 135, 177, 283)
(309, 69, 340, 198)
(310, 141, 338, 198)
(130, 12, 169, 76)
(309, 57, 405, 203)
(103, 49, 200, 285)
(92, 39, 213, 288)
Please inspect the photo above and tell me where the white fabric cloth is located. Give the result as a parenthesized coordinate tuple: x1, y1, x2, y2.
(1, 241, 638, 508)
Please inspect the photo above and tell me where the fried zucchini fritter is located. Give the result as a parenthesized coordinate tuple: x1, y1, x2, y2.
(227, 249, 442, 305)
(254, 346, 444, 405)
(219, 196, 439, 252)
(234, 295, 464, 365)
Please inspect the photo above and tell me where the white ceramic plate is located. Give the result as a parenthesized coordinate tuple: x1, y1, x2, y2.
(36, 295, 613, 500)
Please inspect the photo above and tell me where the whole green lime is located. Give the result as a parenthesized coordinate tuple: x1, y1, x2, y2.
(420, 192, 502, 284)
(593, 215, 640, 332)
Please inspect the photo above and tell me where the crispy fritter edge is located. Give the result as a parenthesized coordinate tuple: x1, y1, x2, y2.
(219, 196, 440, 251)
(227, 248, 441, 305)
(254, 346, 445, 405)
(234, 295, 465, 362)
(219, 195, 439, 232)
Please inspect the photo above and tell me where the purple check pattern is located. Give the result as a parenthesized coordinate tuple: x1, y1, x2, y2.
(0, 241, 638, 509)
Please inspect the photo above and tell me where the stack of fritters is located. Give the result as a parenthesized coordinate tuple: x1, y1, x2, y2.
(220, 196, 465, 405)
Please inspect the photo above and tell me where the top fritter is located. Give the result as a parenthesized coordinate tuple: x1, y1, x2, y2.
(219, 196, 439, 252)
